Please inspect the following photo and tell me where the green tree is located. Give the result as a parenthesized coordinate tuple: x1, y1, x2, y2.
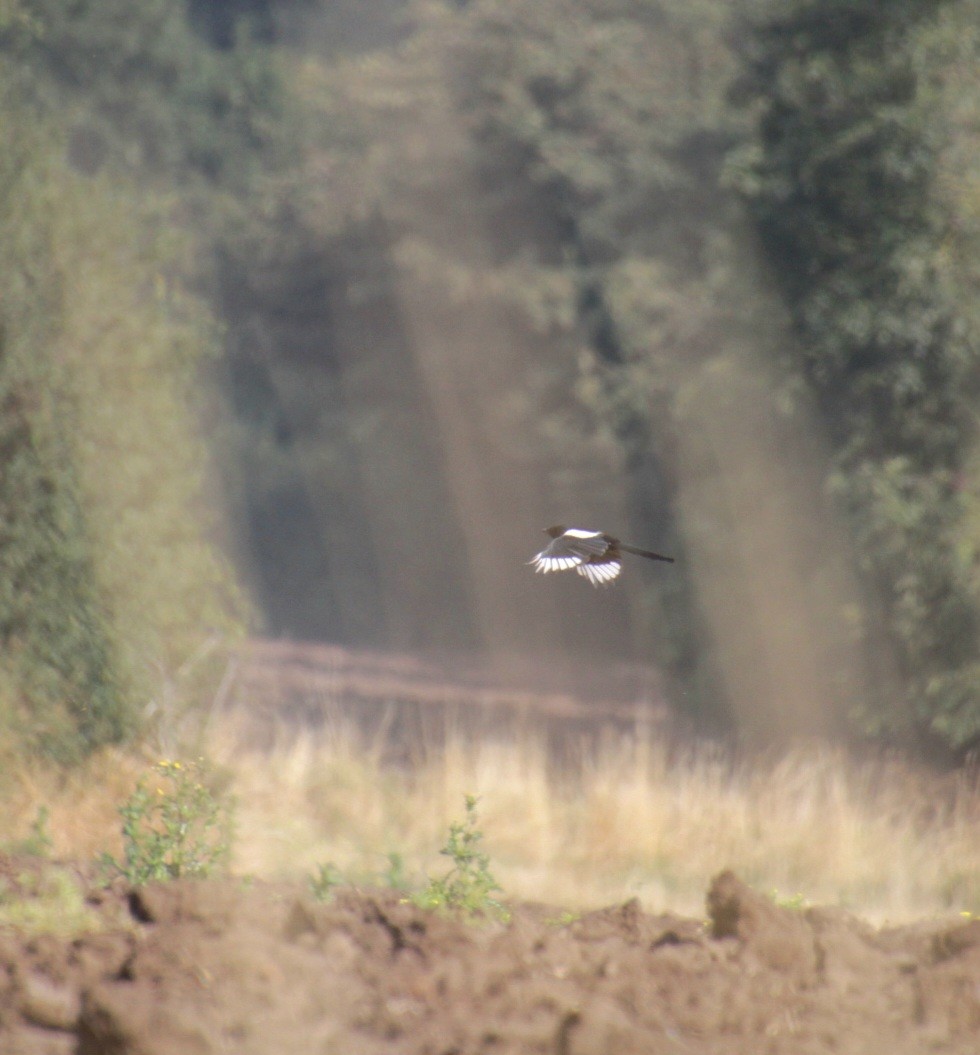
(0, 0, 267, 758)
(2, 0, 286, 193)
(0, 119, 128, 761)
(730, 0, 980, 751)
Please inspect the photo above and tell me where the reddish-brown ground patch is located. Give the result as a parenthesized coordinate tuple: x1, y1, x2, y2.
(2, 858, 980, 1054)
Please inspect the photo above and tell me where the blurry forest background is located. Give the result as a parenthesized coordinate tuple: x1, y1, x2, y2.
(2, 0, 980, 766)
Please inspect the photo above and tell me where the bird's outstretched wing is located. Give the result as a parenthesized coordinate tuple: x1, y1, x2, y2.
(529, 530, 622, 586)
(574, 559, 621, 585)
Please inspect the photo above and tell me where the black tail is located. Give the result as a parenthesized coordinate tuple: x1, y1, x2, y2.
(620, 543, 674, 564)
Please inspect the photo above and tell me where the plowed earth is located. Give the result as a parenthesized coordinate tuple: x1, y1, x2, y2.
(2, 858, 980, 1055)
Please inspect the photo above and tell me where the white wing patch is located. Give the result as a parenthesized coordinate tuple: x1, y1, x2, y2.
(576, 560, 621, 586)
(529, 553, 583, 574)
(529, 552, 621, 586)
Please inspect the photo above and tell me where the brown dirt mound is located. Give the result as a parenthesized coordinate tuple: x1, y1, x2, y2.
(2, 859, 980, 1054)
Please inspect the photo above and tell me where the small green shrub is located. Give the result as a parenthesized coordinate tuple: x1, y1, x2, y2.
(381, 851, 410, 892)
(101, 758, 233, 885)
(308, 860, 344, 902)
(3, 806, 53, 858)
(413, 795, 508, 920)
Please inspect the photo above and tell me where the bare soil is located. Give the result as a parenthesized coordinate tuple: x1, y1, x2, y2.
(2, 857, 980, 1054)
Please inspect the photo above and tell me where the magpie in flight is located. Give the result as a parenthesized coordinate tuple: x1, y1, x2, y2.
(528, 525, 674, 586)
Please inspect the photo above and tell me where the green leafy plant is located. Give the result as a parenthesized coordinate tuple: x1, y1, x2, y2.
(413, 795, 508, 920)
(101, 758, 233, 885)
(308, 860, 344, 902)
(3, 806, 53, 858)
(381, 851, 410, 891)
(26, 806, 53, 857)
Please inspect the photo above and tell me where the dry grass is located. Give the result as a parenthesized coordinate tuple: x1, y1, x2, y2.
(0, 744, 149, 863)
(210, 715, 980, 923)
(4, 717, 980, 924)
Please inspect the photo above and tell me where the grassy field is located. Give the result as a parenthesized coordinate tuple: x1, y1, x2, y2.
(3, 715, 980, 923)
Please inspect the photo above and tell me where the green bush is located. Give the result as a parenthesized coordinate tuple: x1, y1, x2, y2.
(413, 796, 508, 920)
(101, 758, 233, 885)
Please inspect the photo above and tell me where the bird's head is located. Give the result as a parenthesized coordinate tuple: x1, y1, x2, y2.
(543, 525, 566, 538)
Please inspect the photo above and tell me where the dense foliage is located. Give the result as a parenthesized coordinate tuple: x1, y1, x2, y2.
(1, 0, 286, 190)
(0, 0, 280, 759)
(731, 0, 980, 749)
(4, 0, 980, 759)
(230, 0, 980, 749)
(0, 139, 126, 760)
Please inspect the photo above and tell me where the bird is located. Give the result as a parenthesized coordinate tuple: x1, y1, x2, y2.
(528, 525, 674, 586)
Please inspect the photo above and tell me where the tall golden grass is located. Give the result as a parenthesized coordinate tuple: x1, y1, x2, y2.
(211, 715, 980, 922)
(3, 716, 979, 924)
(0, 742, 149, 864)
